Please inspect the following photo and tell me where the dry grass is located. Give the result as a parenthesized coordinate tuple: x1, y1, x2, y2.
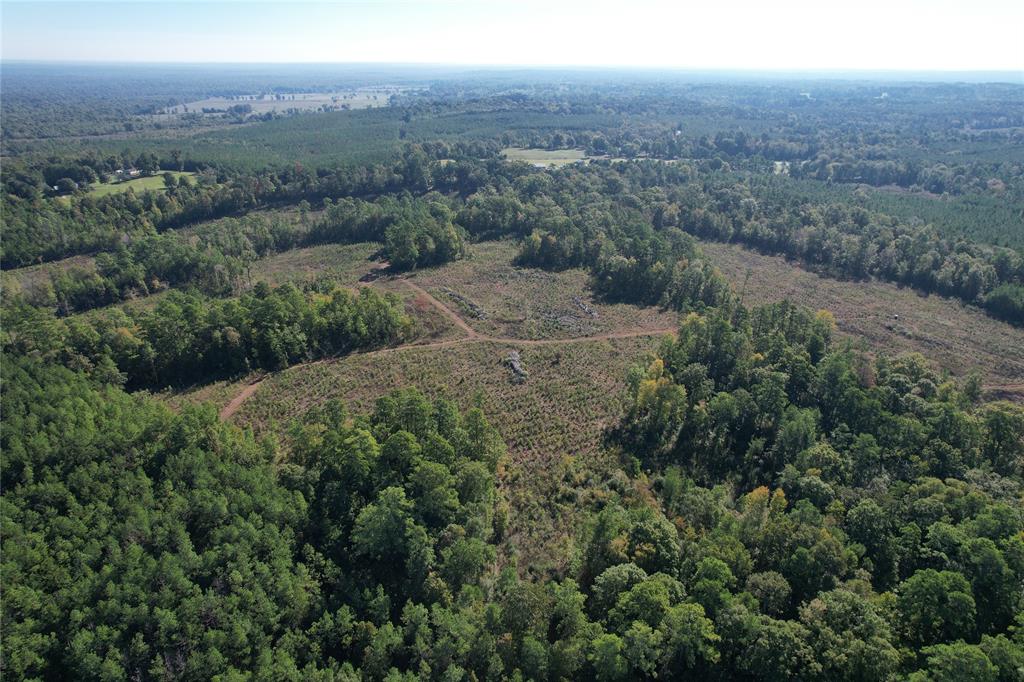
(700, 240, 1024, 392)
(246, 242, 382, 287)
(411, 241, 679, 340)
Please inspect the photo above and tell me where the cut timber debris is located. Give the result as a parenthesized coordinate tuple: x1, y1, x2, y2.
(503, 350, 529, 383)
(573, 295, 598, 318)
(442, 287, 487, 319)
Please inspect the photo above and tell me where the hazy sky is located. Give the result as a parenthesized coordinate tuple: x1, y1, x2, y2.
(2, 0, 1023, 71)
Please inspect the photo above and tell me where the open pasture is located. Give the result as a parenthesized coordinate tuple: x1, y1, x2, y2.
(502, 147, 587, 167)
(86, 171, 194, 198)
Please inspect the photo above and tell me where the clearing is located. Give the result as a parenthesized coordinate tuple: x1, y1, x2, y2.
(700, 240, 1024, 396)
(408, 241, 678, 340)
(164, 236, 1024, 571)
(166, 246, 678, 573)
(86, 171, 195, 198)
(502, 147, 587, 167)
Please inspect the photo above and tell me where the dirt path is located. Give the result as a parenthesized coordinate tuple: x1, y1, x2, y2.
(401, 278, 479, 337)
(219, 378, 266, 420)
(218, 277, 676, 421)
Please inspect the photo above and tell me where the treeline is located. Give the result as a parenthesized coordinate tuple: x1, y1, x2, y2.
(6, 150, 1022, 325)
(9, 193, 468, 316)
(25, 212, 306, 314)
(455, 175, 733, 313)
(2, 280, 412, 389)
(311, 195, 466, 269)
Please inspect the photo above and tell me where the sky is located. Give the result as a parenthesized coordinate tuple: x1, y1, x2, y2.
(2, 0, 1023, 72)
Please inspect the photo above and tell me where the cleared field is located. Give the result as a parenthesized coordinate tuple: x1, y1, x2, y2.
(1, 254, 95, 299)
(163, 87, 414, 115)
(191, 333, 663, 574)
(86, 171, 194, 198)
(163, 235, 1024, 571)
(164, 244, 678, 572)
(411, 240, 679, 340)
(246, 242, 382, 287)
(502, 147, 587, 167)
(700, 240, 1024, 393)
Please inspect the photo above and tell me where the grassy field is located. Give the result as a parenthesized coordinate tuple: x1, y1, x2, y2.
(86, 171, 194, 198)
(410, 240, 678, 340)
(502, 147, 587, 167)
(700, 240, 1024, 393)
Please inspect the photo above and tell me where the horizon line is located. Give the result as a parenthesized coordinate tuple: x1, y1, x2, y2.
(3, 59, 1023, 75)
(3, 60, 1022, 85)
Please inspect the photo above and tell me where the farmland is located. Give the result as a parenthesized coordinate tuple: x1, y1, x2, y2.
(162, 86, 413, 115)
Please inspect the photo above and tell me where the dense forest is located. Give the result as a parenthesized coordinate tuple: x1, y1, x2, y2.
(5, 297, 1023, 680)
(2, 66, 1023, 681)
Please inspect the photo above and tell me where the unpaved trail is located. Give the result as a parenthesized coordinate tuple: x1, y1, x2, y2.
(220, 378, 266, 420)
(401, 278, 479, 337)
(218, 277, 677, 421)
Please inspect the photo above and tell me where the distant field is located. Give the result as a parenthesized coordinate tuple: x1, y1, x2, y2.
(502, 147, 587, 167)
(700, 240, 1024, 393)
(67, 109, 636, 172)
(162, 87, 413, 115)
(86, 171, 194, 198)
